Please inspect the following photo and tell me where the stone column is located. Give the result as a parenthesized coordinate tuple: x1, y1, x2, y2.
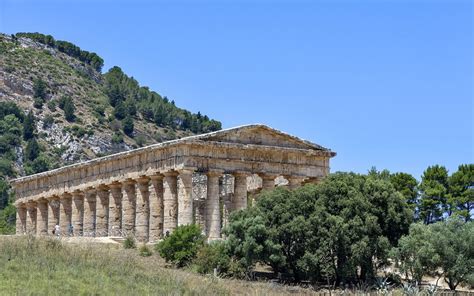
(233, 172, 249, 211)
(83, 188, 96, 236)
(195, 201, 206, 234)
(149, 174, 164, 241)
(260, 174, 277, 191)
(71, 191, 84, 236)
(26, 201, 37, 235)
(59, 193, 72, 236)
(47, 196, 60, 235)
(122, 180, 137, 236)
(96, 186, 110, 237)
(37, 198, 48, 236)
(136, 177, 150, 242)
(16, 204, 27, 235)
(163, 171, 179, 235)
(206, 170, 222, 240)
(109, 183, 123, 236)
(287, 176, 306, 190)
(178, 169, 194, 226)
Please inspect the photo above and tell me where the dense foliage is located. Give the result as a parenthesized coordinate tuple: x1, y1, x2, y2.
(104, 66, 221, 135)
(391, 219, 473, 290)
(156, 224, 205, 267)
(224, 173, 412, 285)
(0, 102, 55, 233)
(15, 32, 104, 71)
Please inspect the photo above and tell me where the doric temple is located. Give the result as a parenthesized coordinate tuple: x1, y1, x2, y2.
(11, 124, 336, 242)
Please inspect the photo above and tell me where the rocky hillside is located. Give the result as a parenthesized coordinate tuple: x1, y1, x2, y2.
(0, 32, 221, 173)
(0, 32, 222, 232)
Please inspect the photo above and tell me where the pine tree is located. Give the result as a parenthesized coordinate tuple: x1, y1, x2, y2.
(419, 165, 449, 224)
(123, 116, 134, 137)
(25, 138, 39, 161)
(23, 112, 35, 140)
(63, 97, 75, 122)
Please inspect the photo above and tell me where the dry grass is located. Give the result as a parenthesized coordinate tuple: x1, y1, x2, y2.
(0, 236, 317, 296)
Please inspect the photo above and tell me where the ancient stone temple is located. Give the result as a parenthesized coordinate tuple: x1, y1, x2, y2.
(11, 125, 336, 242)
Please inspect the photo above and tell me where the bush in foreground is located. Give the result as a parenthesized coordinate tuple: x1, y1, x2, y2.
(193, 240, 230, 275)
(156, 224, 204, 267)
(123, 236, 136, 249)
(139, 244, 152, 257)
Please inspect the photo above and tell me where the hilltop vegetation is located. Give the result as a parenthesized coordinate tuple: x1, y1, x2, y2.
(0, 32, 221, 233)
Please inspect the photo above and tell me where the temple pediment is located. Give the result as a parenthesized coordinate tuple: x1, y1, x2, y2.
(191, 124, 335, 154)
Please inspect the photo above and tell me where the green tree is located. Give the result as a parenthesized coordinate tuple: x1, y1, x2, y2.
(28, 154, 51, 174)
(225, 173, 412, 285)
(23, 112, 35, 140)
(63, 96, 76, 122)
(122, 116, 134, 137)
(390, 172, 419, 214)
(156, 224, 204, 267)
(390, 223, 440, 284)
(392, 219, 474, 290)
(448, 164, 473, 221)
(0, 179, 10, 210)
(33, 78, 47, 101)
(0, 203, 16, 234)
(24, 138, 39, 161)
(419, 165, 449, 224)
(113, 102, 126, 120)
(430, 218, 474, 290)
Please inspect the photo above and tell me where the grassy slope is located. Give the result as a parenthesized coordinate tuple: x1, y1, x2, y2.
(0, 236, 317, 296)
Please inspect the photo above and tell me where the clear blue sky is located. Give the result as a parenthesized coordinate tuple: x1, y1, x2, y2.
(1, 0, 472, 179)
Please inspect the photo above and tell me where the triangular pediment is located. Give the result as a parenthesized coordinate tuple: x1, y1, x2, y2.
(191, 124, 333, 152)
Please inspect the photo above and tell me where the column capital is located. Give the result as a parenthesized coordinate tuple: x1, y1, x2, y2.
(137, 176, 151, 185)
(26, 200, 37, 208)
(108, 182, 122, 189)
(72, 190, 84, 198)
(207, 169, 224, 177)
(62, 192, 72, 199)
(37, 197, 49, 204)
(162, 170, 179, 177)
(232, 171, 250, 177)
(98, 184, 109, 191)
(122, 178, 137, 186)
(149, 173, 164, 181)
(258, 173, 279, 180)
(15, 201, 26, 208)
(84, 187, 96, 196)
(177, 167, 196, 175)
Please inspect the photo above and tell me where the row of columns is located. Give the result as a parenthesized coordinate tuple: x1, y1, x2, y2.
(16, 170, 308, 242)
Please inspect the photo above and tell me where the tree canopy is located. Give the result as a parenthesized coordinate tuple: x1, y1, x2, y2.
(15, 32, 104, 71)
(225, 172, 413, 285)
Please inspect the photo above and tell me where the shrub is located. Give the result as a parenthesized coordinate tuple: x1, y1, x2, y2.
(135, 134, 146, 147)
(193, 241, 230, 275)
(111, 133, 123, 144)
(33, 98, 44, 109)
(63, 97, 76, 122)
(43, 115, 54, 128)
(156, 224, 204, 267)
(47, 100, 56, 111)
(122, 116, 134, 137)
(123, 236, 136, 249)
(139, 244, 152, 257)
